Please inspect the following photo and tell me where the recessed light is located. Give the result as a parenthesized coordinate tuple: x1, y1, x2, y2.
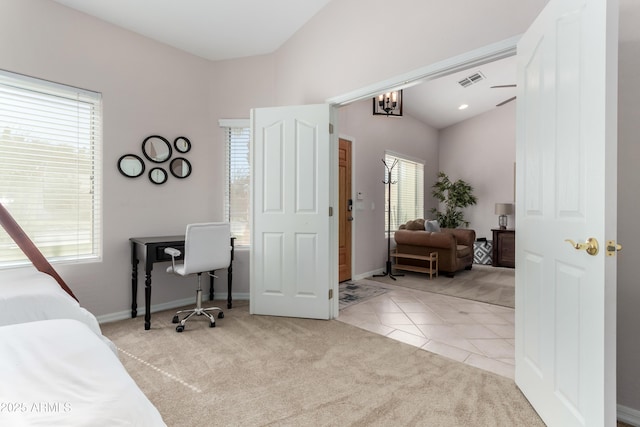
(458, 104, 469, 110)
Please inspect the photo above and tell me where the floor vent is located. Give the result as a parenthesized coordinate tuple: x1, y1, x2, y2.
(458, 72, 485, 88)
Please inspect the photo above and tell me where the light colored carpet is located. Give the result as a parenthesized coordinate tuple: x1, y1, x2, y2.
(368, 265, 515, 308)
(101, 301, 543, 426)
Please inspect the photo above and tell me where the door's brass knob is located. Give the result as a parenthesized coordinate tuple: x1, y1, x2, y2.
(565, 237, 599, 256)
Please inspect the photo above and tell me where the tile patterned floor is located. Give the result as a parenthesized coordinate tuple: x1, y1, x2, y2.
(337, 278, 515, 379)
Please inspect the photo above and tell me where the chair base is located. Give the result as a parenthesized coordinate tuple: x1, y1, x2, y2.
(173, 286, 223, 332)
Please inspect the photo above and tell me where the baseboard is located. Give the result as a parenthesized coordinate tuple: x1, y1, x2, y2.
(96, 293, 249, 324)
(618, 404, 640, 426)
(353, 268, 384, 281)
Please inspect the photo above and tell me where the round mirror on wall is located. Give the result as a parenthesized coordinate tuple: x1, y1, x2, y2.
(148, 167, 168, 185)
(142, 135, 172, 163)
(174, 136, 191, 153)
(117, 154, 145, 178)
(170, 157, 192, 179)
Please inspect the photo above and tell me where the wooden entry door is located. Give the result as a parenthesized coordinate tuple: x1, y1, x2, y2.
(338, 138, 352, 282)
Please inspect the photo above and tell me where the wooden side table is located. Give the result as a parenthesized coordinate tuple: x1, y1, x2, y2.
(492, 229, 515, 268)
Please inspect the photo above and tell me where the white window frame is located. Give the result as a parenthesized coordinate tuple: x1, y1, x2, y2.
(0, 70, 102, 268)
(384, 150, 425, 232)
(219, 119, 250, 247)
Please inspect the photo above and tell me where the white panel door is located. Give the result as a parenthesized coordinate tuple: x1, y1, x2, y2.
(515, 0, 618, 426)
(250, 104, 336, 319)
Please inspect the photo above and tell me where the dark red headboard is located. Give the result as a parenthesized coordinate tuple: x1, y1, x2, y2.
(0, 202, 78, 302)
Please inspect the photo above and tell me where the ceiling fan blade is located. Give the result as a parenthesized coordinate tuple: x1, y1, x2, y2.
(496, 96, 517, 107)
(491, 84, 517, 88)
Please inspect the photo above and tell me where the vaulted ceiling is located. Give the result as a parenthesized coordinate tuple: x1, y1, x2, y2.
(51, 0, 516, 129)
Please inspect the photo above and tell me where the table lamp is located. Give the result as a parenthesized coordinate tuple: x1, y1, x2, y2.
(495, 203, 513, 229)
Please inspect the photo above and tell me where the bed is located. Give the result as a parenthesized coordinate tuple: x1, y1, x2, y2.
(0, 319, 165, 426)
(0, 203, 166, 426)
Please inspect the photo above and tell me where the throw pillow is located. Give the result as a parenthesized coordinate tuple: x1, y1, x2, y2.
(426, 220, 441, 232)
(404, 219, 425, 230)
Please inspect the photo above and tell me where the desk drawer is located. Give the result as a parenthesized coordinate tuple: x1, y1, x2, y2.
(155, 245, 184, 262)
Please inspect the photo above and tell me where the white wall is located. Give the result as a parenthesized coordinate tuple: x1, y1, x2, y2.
(616, 0, 640, 414)
(438, 102, 516, 239)
(338, 100, 439, 276)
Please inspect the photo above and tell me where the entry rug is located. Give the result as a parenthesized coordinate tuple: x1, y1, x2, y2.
(339, 281, 389, 310)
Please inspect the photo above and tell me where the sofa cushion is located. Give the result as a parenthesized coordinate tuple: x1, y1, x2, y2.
(456, 244, 472, 258)
(401, 219, 425, 230)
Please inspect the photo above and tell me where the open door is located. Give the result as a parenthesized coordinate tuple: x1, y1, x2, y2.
(250, 104, 337, 319)
(515, 0, 618, 425)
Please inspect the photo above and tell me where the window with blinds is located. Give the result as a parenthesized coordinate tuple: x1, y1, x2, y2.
(221, 120, 250, 246)
(0, 70, 102, 268)
(384, 151, 424, 232)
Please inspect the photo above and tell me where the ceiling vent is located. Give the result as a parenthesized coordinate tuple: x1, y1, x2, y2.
(458, 72, 485, 88)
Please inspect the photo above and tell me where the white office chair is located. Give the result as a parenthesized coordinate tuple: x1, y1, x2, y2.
(164, 222, 231, 332)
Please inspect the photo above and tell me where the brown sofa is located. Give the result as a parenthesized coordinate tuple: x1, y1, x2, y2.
(394, 219, 475, 277)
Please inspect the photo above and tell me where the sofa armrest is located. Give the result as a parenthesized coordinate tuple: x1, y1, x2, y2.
(442, 228, 476, 247)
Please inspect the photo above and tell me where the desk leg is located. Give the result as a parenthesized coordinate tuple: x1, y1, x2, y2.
(227, 262, 233, 309)
(144, 268, 152, 330)
(131, 242, 138, 318)
(209, 274, 214, 301)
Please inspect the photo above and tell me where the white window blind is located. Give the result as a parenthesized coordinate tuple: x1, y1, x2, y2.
(220, 119, 250, 246)
(0, 70, 102, 268)
(384, 151, 424, 232)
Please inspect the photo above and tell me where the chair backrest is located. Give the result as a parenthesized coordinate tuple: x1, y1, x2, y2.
(182, 222, 231, 275)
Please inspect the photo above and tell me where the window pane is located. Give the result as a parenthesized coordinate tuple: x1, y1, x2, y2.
(0, 71, 102, 268)
(384, 152, 424, 231)
(224, 126, 250, 246)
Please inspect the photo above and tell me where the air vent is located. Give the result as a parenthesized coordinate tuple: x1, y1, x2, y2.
(458, 72, 485, 88)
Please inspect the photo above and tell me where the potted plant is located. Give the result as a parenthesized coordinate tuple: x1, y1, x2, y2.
(430, 171, 477, 228)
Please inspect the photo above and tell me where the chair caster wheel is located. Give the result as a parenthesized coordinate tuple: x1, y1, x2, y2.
(209, 322, 216, 328)
(218, 312, 224, 319)
(176, 325, 184, 332)
(172, 315, 179, 324)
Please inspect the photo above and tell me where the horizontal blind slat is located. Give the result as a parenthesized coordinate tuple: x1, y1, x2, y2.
(0, 71, 102, 267)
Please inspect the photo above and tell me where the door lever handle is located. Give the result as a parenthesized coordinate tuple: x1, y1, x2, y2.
(565, 237, 599, 256)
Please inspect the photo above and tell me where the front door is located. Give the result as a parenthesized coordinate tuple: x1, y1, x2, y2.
(515, 0, 618, 425)
(338, 138, 352, 282)
(250, 104, 337, 319)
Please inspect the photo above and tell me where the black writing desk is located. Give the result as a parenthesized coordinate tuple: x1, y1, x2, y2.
(130, 235, 235, 330)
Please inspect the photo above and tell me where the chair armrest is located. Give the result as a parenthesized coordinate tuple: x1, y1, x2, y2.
(164, 247, 181, 258)
(444, 229, 476, 247)
(164, 247, 181, 272)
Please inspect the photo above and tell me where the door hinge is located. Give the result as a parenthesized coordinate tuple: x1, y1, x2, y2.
(329, 288, 334, 300)
(329, 123, 334, 134)
(329, 206, 333, 216)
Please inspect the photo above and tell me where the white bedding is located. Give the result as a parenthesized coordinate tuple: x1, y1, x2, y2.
(0, 319, 166, 426)
(0, 267, 113, 343)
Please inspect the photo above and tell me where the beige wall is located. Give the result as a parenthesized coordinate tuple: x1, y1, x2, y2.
(0, 0, 546, 317)
(438, 102, 516, 239)
(338, 99, 439, 276)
